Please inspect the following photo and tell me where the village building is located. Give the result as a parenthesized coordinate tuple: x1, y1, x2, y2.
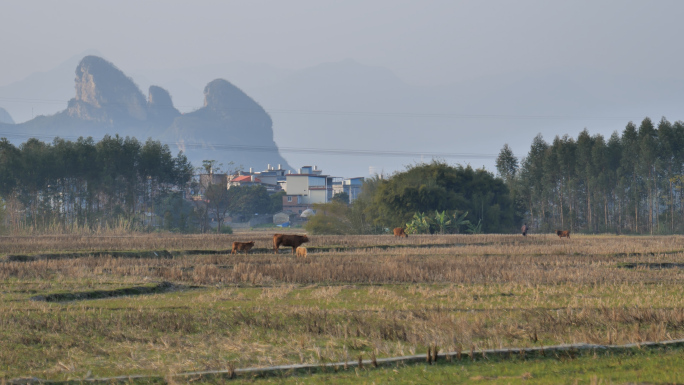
(227, 164, 285, 193)
(332, 176, 365, 203)
(280, 166, 364, 214)
(187, 164, 364, 218)
(281, 166, 333, 215)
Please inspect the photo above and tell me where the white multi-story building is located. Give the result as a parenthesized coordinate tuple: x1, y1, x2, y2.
(332, 177, 365, 203)
(282, 166, 364, 214)
(282, 166, 333, 214)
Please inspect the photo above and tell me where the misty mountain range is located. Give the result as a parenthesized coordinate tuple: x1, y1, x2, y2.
(0, 53, 292, 174)
(2, 50, 684, 177)
(0, 107, 13, 124)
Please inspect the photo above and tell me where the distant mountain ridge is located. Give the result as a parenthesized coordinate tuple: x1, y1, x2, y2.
(0, 55, 291, 173)
(0, 49, 100, 124)
(0, 107, 13, 124)
(3, 55, 684, 177)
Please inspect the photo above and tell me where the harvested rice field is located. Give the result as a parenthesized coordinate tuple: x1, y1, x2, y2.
(1, 232, 683, 383)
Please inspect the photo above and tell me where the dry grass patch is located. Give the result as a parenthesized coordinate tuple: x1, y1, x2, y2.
(1, 234, 684, 380)
(260, 285, 295, 300)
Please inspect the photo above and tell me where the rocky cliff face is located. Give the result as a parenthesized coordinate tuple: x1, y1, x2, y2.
(201, 79, 273, 138)
(11, 56, 291, 172)
(148, 85, 177, 112)
(68, 56, 148, 123)
(164, 79, 289, 171)
(147, 85, 181, 129)
(0, 107, 13, 124)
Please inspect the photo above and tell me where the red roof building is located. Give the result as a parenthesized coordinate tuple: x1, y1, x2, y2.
(231, 175, 262, 184)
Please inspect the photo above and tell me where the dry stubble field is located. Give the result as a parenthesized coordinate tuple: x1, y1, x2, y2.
(1, 231, 684, 381)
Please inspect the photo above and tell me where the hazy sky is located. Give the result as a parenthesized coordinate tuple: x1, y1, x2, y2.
(3, 0, 684, 87)
(4, 0, 684, 177)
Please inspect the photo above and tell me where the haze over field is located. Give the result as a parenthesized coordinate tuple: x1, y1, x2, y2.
(2, 0, 684, 177)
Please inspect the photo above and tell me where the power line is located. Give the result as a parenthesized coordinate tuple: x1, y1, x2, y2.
(0, 129, 497, 159)
(0, 96, 645, 121)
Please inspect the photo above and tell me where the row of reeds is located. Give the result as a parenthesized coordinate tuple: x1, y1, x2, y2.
(2, 250, 683, 285)
(4, 232, 684, 257)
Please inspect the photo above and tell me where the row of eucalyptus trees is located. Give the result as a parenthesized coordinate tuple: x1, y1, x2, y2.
(497, 117, 684, 234)
(0, 135, 193, 230)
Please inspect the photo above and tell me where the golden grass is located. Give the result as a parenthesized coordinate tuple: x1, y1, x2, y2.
(1, 233, 683, 380)
(3, 232, 684, 257)
(2, 247, 682, 286)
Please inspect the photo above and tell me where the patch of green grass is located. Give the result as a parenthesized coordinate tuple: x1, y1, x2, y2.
(2, 282, 683, 380)
(251, 223, 278, 229)
(222, 346, 684, 384)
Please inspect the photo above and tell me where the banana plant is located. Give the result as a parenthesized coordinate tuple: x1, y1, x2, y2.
(405, 212, 432, 234)
(466, 219, 483, 234)
(433, 210, 452, 234)
(452, 211, 470, 234)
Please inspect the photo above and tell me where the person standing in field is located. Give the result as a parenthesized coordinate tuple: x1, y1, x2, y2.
(521, 223, 529, 236)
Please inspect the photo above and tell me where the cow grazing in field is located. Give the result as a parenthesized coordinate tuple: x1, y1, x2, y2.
(556, 230, 571, 239)
(521, 224, 529, 236)
(273, 234, 309, 254)
(295, 247, 307, 258)
(393, 227, 408, 237)
(232, 241, 255, 254)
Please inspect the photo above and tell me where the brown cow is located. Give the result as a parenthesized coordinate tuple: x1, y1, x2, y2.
(393, 227, 408, 237)
(521, 224, 529, 236)
(295, 247, 307, 258)
(273, 234, 309, 254)
(232, 241, 255, 254)
(556, 230, 571, 239)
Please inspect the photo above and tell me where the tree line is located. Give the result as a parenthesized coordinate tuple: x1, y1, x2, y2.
(305, 161, 517, 234)
(498, 117, 684, 234)
(0, 135, 193, 231)
(16, 117, 679, 236)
